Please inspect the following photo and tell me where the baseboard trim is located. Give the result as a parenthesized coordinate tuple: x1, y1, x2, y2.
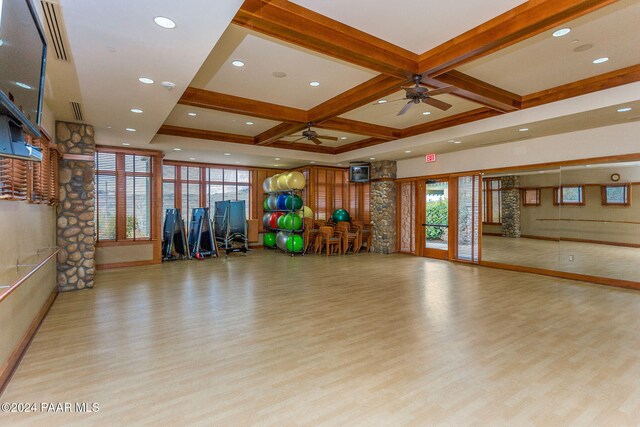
(480, 261, 640, 291)
(0, 287, 58, 396)
(96, 259, 161, 270)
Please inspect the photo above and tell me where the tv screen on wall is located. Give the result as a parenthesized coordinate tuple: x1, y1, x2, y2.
(350, 164, 370, 183)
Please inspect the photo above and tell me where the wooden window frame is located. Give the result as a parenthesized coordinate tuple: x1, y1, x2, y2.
(522, 188, 541, 206)
(482, 178, 502, 225)
(553, 186, 585, 206)
(601, 183, 631, 206)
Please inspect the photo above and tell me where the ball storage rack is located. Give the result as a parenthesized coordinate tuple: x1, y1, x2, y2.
(263, 189, 305, 257)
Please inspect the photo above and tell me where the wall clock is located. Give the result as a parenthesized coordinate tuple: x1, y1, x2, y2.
(610, 173, 620, 182)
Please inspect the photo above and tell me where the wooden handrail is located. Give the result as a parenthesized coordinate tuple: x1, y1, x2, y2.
(0, 249, 60, 304)
(536, 218, 640, 225)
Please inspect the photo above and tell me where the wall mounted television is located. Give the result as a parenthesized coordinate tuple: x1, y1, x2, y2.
(0, 0, 47, 161)
(349, 163, 370, 183)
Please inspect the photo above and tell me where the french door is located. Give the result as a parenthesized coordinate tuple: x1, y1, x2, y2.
(423, 179, 450, 259)
(451, 175, 482, 263)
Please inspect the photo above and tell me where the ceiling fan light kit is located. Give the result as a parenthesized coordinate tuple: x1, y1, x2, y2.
(394, 74, 455, 116)
(287, 122, 339, 146)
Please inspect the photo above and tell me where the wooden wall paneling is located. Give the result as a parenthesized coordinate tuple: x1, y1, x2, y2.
(151, 155, 164, 263)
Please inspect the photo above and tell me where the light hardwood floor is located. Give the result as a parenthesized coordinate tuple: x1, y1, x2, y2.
(3, 250, 640, 426)
(483, 235, 640, 282)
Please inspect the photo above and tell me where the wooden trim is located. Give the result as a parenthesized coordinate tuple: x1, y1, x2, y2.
(255, 123, 307, 146)
(401, 108, 502, 138)
(61, 154, 93, 161)
(95, 145, 163, 157)
(520, 234, 640, 249)
(317, 117, 400, 140)
(179, 87, 308, 123)
(553, 186, 585, 206)
(418, 0, 617, 77)
(96, 259, 161, 270)
(482, 232, 503, 236)
(0, 287, 57, 396)
(522, 188, 541, 206)
(96, 240, 156, 247)
(157, 125, 255, 145)
(164, 159, 281, 172)
(522, 64, 640, 108)
(270, 141, 334, 154)
(480, 260, 640, 291)
(233, 0, 418, 79)
(0, 249, 59, 303)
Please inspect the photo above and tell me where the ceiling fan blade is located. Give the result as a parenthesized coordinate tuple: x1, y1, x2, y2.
(427, 86, 456, 96)
(317, 135, 339, 141)
(397, 100, 414, 116)
(422, 97, 452, 111)
(311, 137, 323, 145)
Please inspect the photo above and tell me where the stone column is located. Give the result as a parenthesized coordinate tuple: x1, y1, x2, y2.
(55, 121, 96, 291)
(370, 160, 397, 254)
(501, 176, 521, 238)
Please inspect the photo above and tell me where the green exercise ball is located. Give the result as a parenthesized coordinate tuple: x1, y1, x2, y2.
(283, 213, 302, 230)
(263, 198, 270, 211)
(277, 214, 286, 229)
(263, 232, 276, 247)
(332, 209, 351, 223)
(285, 195, 303, 210)
(286, 235, 304, 253)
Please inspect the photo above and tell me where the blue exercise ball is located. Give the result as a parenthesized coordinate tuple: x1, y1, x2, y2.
(276, 194, 288, 210)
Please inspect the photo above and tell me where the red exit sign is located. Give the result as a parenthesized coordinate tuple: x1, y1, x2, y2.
(425, 153, 437, 163)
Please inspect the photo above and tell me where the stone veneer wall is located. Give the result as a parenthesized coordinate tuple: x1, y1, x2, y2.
(55, 121, 96, 291)
(370, 161, 397, 254)
(501, 175, 521, 238)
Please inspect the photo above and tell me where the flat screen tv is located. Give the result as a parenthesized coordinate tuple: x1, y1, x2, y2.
(0, 0, 47, 160)
(349, 164, 370, 183)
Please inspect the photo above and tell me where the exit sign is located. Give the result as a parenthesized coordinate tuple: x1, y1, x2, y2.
(425, 153, 437, 163)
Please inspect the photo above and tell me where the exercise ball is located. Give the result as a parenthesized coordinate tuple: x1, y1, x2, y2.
(276, 194, 288, 210)
(277, 173, 289, 190)
(267, 194, 278, 211)
(285, 194, 303, 210)
(263, 198, 270, 211)
(277, 214, 287, 229)
(262, 212, 271, 229)
(297, 206, 313, 219)
(276, 232, 289, 251)
(262, 177, 271, 194)
(269, 213, 279, 229)
(286, 234, 304, 253)
(332, 209, 351, 223)
(263, 232, 276, 247)
(269, 175, 280, 192)
(283, 213, 302, 230)
(286, 171, 306, 190)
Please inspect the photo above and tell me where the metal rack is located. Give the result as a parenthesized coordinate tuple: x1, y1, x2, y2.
(263, 189, 305, 256)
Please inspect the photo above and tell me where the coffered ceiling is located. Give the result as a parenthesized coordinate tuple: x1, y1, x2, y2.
(41, 0, 640, 167)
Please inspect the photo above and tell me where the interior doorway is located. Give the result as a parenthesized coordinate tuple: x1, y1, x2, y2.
(423, 179, 450, 259)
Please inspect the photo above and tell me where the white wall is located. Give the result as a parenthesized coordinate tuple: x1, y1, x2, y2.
(397, 121, 640, 178)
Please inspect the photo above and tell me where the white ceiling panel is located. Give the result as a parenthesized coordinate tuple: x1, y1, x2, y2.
(165, 105, 280, 136)
(458, 0, 640, 95)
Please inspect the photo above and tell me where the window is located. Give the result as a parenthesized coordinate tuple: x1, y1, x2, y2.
(95, 150, 155, 242)
(601, 184, 630, 206)
(553, 186, 584, 206)
(522, 188, 541, 206)
(482, 178, 502, 224)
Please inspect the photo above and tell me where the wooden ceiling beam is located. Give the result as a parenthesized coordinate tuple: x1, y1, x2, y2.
(233, 0, 418, 79)
(157, 125, 255, 145)
(401, 108, 502, 139)
(522, 64, 640, 109)
(316, 117, 401, 140)
(271, 141, 335, 154)
(255, 123, 308, 146)
(418, 0, 617, 77)
(178, 87, 308, 123)
(333, 138, 388, 155)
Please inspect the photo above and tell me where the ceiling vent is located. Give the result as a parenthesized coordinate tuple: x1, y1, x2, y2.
(71, 102, 84, 122)
(41, 1, 68, 61)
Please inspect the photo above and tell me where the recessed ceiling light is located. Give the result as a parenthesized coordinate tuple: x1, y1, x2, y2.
(223, 153, 231, 156)
(0, 40, 4, 47)
(235, 161, 241, 164)
(231, 60, 245, 67)
(126, 128, 136, 132)
(552, 28, 571, 37)
(422, 111, 431, 115)
(161, 81, 176, 90)
(245, 121, 254, 125)
(122, 142, 130, 146)
(138, 77, 154, 84)
(309, 81, 320, 87)
(154, 16, 176, 29)
(130, 108, 143, 114)
(310, 161, 316, 164)
(189, 157, 196, 160)
(15, 82, 33, 90)
(617, 107, 632, 112)
(275, 158, 280, 161)
(586, 165, 592, 167)
(377, 100, 387, 104)
(404, 150, 412, 153)
(337, 163, 342, 166)
(173, 148, 181, 151)
(187, 112, 197, 117)
(593, 57, 609, 64)
(518, 128, 529, 132)
(340, 137, 347, 140)
(453, 141, 462, 144)
(370, 157, 375, 160)
(274, 164, 279, 167)
(107, 126, 112, 129)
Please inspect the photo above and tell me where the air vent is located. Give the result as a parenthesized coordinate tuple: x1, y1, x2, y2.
(71, 102, 83, 122)
(41, 1, 68, 61)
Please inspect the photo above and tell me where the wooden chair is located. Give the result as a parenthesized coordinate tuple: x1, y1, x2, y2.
(336, 221, 360, 254)
(318, 226, 342, 256)
(303, 217, 319, 254)
(359, 223, 373, 252)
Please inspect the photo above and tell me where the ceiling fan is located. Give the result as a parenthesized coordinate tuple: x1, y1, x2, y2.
(287, 122, 339, 145)
(381, 75, 457, 116)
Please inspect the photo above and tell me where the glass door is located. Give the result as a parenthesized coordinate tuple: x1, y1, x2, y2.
(455, 175, 481, 263)
(423, 179, 449, 259)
